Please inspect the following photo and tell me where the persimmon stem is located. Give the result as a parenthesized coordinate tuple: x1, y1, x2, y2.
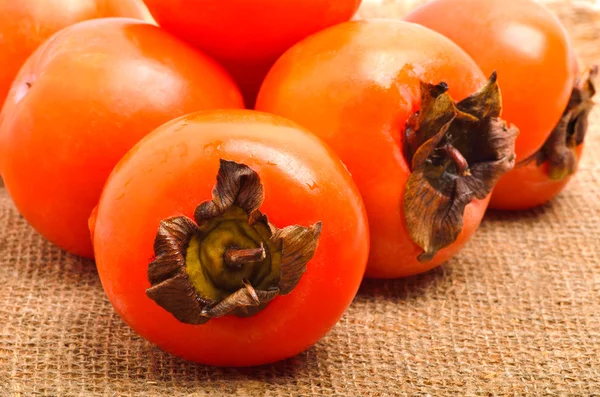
(224, 244, 266, 269)
(403, 76, 517, 262)
(146, 159, 322, 324)
(442, 144, 469, 174)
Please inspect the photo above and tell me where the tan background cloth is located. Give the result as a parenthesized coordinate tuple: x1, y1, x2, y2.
(1, 1, 599, 395)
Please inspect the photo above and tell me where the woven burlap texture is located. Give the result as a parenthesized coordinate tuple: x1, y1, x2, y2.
(1, 1, 600, 396)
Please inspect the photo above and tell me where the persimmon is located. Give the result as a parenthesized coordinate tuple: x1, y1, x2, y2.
(0, 0, 152, 108)
(405, 0, 576, 162)
(489, 66, 597, 209)
(256, 20, 518, 278)
(404, 0, 598, 209)
(0, 18, 244, 258)
(142, 0, 362, 106)
(91, 109, 369, 366)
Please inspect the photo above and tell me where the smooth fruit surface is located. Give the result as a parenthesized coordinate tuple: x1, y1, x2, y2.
(488, 58, 596, 210)
(92, 110, 370, 366)
(0, 18, 244, 258)
(143, 0, 362, 106)
(405, 0, 576, 161)
(257, 20, 495, 278)
(0, 0, 152, 107)
(489, 145, 583, 210)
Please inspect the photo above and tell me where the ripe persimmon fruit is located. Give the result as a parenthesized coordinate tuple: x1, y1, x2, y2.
(91, 110, 369, 366)
(257, 20, 518, 278)
(0, 18, 244, 258)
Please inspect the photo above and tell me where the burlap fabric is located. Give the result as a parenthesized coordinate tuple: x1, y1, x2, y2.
(1, 1, 599, 395)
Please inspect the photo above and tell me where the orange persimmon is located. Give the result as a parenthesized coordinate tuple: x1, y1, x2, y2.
(143, 0, 362, 106)
(257, 20, 518, 278)
(91, 110, 369, 366)
(0, 0, 153, 108)
(0, 18, 244, 258)
(404, 0, 596, 210)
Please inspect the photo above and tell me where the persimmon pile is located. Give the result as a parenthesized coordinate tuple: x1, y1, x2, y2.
(0, 0, 595, 366)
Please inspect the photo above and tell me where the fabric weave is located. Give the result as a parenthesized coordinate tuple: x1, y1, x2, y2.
(1, 1, 599, 395)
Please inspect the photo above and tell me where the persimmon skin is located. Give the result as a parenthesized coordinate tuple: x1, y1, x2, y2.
(143, 0, 362, 106)
(256, 20, 490, 278)
(489, 146, 583, 210)
(489, 57, 588, 210)
(92, 110, 370, 366)
(0, 0, 153, 108)
(0, 18, 244, 258)
(405, 0, 576, 161)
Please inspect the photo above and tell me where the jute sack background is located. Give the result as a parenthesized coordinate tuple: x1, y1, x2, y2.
(1, 1, 599, 395)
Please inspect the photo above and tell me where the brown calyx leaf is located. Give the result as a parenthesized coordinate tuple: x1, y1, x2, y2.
(146, 272, 211, 325)
(148, 216, 198, 285)
(201, 281, 279, 318)
(272, 222, 323, 294)
(145, 159, 322, 325)
(534, 66, 598, 180)
(194, 159, 264, 221)
(403, 74, 518, 262)
(404, 82, 457, 171)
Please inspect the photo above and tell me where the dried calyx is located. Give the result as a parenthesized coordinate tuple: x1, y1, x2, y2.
(403, 73, 519, 262)
(146, 159, 322, 324)
(530, 66, 598, 180)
